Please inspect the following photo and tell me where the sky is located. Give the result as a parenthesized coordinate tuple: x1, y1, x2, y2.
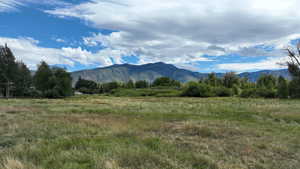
(0, 0, 299, 73)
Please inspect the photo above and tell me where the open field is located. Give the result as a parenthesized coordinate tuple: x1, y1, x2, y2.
(0, 96, 299, 169)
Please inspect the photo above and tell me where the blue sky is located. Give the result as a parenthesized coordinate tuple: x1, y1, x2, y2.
(0, 0, 299, 72)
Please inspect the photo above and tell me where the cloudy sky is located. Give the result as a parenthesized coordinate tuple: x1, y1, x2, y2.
(0, 0, 298, 72)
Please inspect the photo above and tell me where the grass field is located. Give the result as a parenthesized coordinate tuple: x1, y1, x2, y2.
(0, 96, 299, 169)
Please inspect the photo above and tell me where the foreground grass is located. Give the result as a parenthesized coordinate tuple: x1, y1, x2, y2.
(0, 96, 299, 169)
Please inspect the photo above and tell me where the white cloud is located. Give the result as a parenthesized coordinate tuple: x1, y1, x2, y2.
(0, 0, 22, 12)
(0, 0, 69, 12)
(0, 37, 116, 69)
(45, 0, 300, 70)
(55, 38, 66, 43)
(217, 57, 288, 72)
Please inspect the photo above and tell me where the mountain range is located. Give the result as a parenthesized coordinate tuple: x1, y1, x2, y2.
(70, 62, 290, 84)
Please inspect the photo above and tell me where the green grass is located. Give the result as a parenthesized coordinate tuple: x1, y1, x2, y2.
(0, 96, 299, 169)
(110, 88, 182, 97)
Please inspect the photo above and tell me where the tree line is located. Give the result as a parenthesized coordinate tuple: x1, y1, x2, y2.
(0, 45, 73, 98)
(75, 76, 181, 94)
(1, 43, 300, 99)
(75, 42, 300, 99)
(75, 72, 295, 98)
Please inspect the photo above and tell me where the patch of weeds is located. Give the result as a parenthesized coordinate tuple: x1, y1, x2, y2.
(118, 150, 175, 169)
(185, 126, 217, 138)
(143, 137, 161, 151)
(181, 154, 219, 169)
(0, 137, 16, 148)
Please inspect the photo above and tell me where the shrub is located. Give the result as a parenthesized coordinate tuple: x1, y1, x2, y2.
(22, 88, 42, 98)
(240, 88, 277, 98)
(256, 88, 277, 98)
(181, 82, 201, 97)
(135, 80, 149, 88)
(257, 74, 277, 89)
(277, 76, 289, 99)
(240, 88, 257, 98)
(232, 85, 241, 96)
(213, 87, 233, 97)
(44, 89, 60, 98)
(181, 82, 212, 97)
(102, 82, 120, 93)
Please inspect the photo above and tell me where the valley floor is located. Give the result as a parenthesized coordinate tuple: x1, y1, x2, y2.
(0, 96, 299, 169)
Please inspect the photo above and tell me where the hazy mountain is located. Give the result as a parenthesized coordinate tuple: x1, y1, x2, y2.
(238, 69, 291, 82)
(71, 62, 291, 84)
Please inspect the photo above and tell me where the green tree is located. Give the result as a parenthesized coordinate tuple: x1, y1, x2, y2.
(34, 61, 54, 92)
(257, 74, 277, 89)
(125, 79, 135, 89)
(34, 62, 73, 98)
(135, 80, 149, 88)
(289, 79, 300, 98)
(181, 81, 212, 97)
(152, 77, 180, 87)
(53, 67, 73, 97)
(75, 77, 99, 94)
(286, 43, 300, 98)
(277, 76, 289, 98)
(13, 62, 32, 97)
(206, 73, 219, 87)
(222, 72, 239, 88)
(102, 82, 119, 93)
(0, 44, 18, 97)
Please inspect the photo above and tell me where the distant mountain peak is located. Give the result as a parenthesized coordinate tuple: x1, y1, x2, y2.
(71, 62, 290, 85)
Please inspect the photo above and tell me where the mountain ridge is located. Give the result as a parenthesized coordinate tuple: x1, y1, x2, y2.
(71, 62, 290, 84)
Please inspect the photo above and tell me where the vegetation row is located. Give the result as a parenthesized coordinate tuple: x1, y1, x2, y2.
(1, 44, 300, 99)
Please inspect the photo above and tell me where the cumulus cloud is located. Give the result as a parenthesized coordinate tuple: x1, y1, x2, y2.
(0, 37, 116, 69)
(44, 0, 300, 71)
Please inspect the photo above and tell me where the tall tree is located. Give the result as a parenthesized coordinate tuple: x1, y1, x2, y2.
(53, 67, 73, 97)
(286, 43, 300, 98)
(33, 61, 54, 93)
(206, 73, 218, 87)
(0, 44, 18, 97)
(257, 74, 277, 89)
(125, 79, 135, 89)
(222, 72, 239, 88)
(14, 62, 32, 97)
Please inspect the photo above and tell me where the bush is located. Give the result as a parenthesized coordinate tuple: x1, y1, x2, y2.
(213, 87, 233, 97)
(111, 88, 181, 97)
(24, 88, 42, 98)
(135, 80, 149, 88)
(152, 77, 181, 87)
(277, 76, 289, 99)
(256, 88, 277, 98)
(181, 82, 212, 97)
(240, 88, 257, 98)
(102, 82, 120, 93)
(240, 88, 277, 98)
(232, 85, 241, 96)
(44, 89, 60, 98)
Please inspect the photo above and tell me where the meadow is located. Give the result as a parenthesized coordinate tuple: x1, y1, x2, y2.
(0, 96, 299, 169)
